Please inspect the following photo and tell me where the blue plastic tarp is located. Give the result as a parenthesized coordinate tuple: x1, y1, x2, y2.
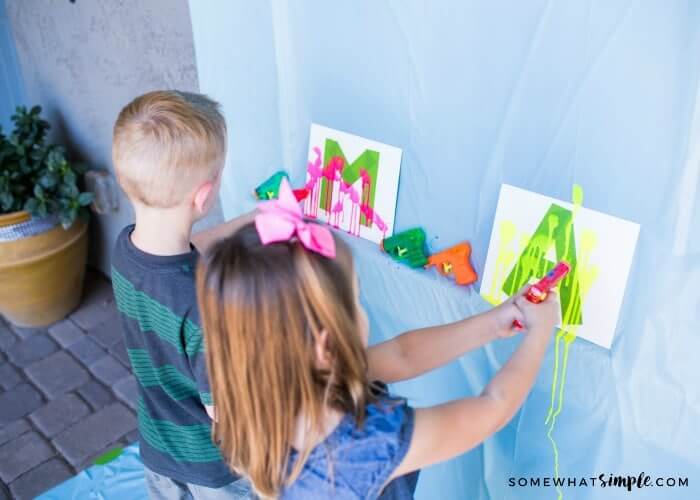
(189, 1, 700, 498)
(38, 444, 147, 500)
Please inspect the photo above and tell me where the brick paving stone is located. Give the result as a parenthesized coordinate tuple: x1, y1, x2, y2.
(0, 420, 31, 447)
(125, 429, 139, 444)
(10, 325, 46, 340)
(113, 375, 138, 410)
(0, 363, 22, 391)
(0, 432, 54, 483)
(77, 380, 114, 410)
(48, 319, 84, 347)
(29, 393, 90, 438)
(67, 336, 106, 367)
(0, 320, 17, 351)
(0, 384, 43, 425)
(52, 403, 136, 467)
(5, 334, 58, 367)
(69, 271, 116, 330)
(8, 458, 72, 500)
(88, 314, 122, 349)
(25, 351, 90, 399)
(90, 356, 130, 386)
(109, 338, 130, 367)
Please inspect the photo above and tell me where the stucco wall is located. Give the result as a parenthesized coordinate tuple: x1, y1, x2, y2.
(6, 0, 223, 274)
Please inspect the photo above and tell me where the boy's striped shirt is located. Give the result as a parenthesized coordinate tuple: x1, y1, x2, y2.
(111, 225, 236, 487)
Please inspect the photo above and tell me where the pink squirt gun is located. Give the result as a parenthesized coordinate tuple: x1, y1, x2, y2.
(512, 261, 570, 330)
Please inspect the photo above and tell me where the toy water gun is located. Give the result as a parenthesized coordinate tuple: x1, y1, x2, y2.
(254, 171, 288, 200)
(255, 171, 309, 202)
(381, 228, 429, 268)
(425, 242, 477, 285)
(512, 261, 570, 329)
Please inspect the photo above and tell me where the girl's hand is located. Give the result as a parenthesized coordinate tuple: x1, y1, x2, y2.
(515, 291, 560, 337)
(490, 288, 527, 338)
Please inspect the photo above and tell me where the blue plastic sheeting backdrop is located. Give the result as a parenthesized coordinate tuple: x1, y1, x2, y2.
(189, 2, 700, 498)
(38, 444, 147, 499)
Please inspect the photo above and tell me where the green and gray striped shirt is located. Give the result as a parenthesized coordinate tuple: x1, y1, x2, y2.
(111, 225, 236, 487)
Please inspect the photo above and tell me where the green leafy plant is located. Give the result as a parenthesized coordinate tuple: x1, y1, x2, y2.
(0, 106, 93, 228)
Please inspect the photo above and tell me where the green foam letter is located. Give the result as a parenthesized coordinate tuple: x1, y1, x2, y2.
(502, 203, 583, 325)
(320, 139, 380, 227)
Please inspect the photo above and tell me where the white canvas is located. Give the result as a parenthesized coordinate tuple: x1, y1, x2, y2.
(481, 184, 640, 349)
(303, 124, 402, 244)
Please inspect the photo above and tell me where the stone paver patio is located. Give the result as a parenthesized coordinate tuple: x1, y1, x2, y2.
(0, 270, 137, 500)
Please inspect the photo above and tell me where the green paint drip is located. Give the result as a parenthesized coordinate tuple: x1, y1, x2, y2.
(545, 331, 576, 500)
(546, 418, 564, 500)
(485, 221, 517, 304)
(572, 184, 584, 214)
(552, 333, 575, 422)
(544, 330, 564, 426)
(94, 446, 124, 465)
(542, 184, 596, 500)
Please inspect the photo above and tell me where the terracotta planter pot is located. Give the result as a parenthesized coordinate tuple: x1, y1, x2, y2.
(0, 211, 88, 327)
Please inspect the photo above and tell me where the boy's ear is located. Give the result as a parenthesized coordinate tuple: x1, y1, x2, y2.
(193, 181, 214, 214)
(315, 330, 332, 369)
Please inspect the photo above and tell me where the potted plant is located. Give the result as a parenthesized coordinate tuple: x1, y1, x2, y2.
(0, 106, 93, 327)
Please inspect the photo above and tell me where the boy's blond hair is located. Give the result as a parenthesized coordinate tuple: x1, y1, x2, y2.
(112, 90, 226, 208)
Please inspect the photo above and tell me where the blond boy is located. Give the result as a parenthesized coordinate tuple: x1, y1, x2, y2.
(111, 91, 252, 499)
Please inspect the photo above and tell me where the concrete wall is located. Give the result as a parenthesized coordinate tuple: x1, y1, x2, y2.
(6, 0, 223, 275)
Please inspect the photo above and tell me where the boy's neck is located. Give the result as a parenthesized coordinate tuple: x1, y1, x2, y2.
(131, 204, 194, 256)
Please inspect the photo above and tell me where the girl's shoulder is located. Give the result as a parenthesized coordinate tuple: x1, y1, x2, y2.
(341, 395, 414, 449)
(285, 393, 415, 499)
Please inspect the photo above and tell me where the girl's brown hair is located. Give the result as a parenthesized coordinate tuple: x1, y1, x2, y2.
(197, 223, 374, 497)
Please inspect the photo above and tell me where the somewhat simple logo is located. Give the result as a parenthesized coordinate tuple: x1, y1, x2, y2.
(508, 473, 689, 492)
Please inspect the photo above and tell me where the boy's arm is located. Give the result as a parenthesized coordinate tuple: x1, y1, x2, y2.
(367, 294, 525, 384)
(184, 309, 217, 419)
(191, 210, 256, 253)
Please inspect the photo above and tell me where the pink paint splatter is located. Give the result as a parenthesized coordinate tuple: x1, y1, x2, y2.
(331, 201, 344, 228)
(340, 181, 360, 203)
(303, 149, 387, 240)
(304, 147, 323, 217)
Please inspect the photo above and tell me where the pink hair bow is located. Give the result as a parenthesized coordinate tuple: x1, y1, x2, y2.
(255, 178, 336, 258)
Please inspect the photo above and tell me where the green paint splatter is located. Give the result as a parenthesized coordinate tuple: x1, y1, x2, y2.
(572, 184, 584, 214)
(484, 220, 517, 304)
(93, 446, 124, 465)
(485, 184, 599, 500)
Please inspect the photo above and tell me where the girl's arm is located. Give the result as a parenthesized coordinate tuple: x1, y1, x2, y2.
(388, 292, 559, 481)
(367, 292, 526, 383)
